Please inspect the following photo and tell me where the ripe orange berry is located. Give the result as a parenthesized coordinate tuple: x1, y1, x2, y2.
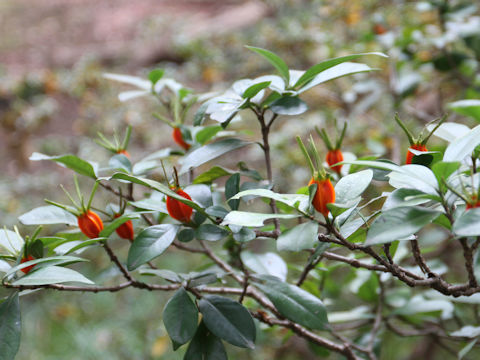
(20, 255, 35, 274)
(172, 127, 190, 150)
(406, 144, 428, 165)
(373, 24, 387, 35)
(78, 210, 104, 238)
(326, 149, 344, 174)
(117, 149, 130, 158)
(466, 196, 480, 210)
(308, 178, 335, 217)
(166, 188, 193, 222)
(114, 214, 134, 241)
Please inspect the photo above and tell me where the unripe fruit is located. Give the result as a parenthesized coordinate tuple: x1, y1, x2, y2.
(172, 127, 190, 150)
(166, 188, 193, 223)
(406, 144, 428, 165)
(114, 214, 134, 241)
(308, 178, 335, 217)
(326, 149, 344, 174)
(20, 255, 35, 274)
(78, 210, 104, 239)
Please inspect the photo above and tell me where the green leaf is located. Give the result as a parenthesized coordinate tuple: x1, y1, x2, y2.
(294, 52, 387, 88)
(255, 275, 329, 330)
(246, 46, 290, 84)
(241, 251, 287, 281)
(4, 256, 88, 279)
(163, 288, 198, 349)
(12, 266, 94, 285)
(178, 228, 195, 243)
(199, 295, 256, 349)
(179, 138, 252, 174)
(270, 96, 308, 115)
(458, 338, 478, 360)
(0, 229, 24, 254)
(225, 173, 241, 210)
(184, 321, 227, 360)
(99, 214, 138, 238)
(148, 69, 165, 85)
(205, 206, 229, 219)
(448, 99, 480, 122)
(277, 221, 318, 252)
(221, 211, 299, 227)
(431, 161, 460, 191)
(382, 189, 432, 210)
(242, 81, 271, 99)
(232, 227, 256, 242)
(193, 166, 233, 184)
(127, 224, 179, 270)
(335, 170, 373, 204)
(297, 62, 378, 94)
(195, 224, 230, 242)
(366, 206, 441, 245)
(0, 292, 21, 360)
(230, 189, 309, 212)
(64, 238, 106, 254)
(19, 205, 78, 226)
(195, 125, 223, 145)
(453, 208, 480, 236)
(444, 124, 480, 162)
(193, 102, 209, 126)
(30, 152, 97, 178)
(109, 154, 132, 173)
(110, 173, 205, 215)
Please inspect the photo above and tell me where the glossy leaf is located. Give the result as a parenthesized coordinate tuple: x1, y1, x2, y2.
(294, 52, 387, 88)
(199, 295, 256, 349)
(195, 224, 230, 242)
(0, 229, 24, 255)
(255, 275, 329, 330)
(0, 292, 21, 360)
(443, 124, 480, 162)
(335, 170, 373, 204)
(366, 206, 441, 245)
(453, 208, 480, 236)
(179, 138, 251, 174)
(242, 81, 271, 99)
(193, 166, 233, 184)
(246, 46, 290, 84)
(221, 211, 299, 227)
(195, 125, 223, 145)
(241, 251, 287, 281)
(12, 266, 94, 286)
(127, 224, 179, 270)
(270, 96, 308, 115)
(163, 288, 198, 349)
(230, 189, 309, 212)
(225, 173, 241, 210)
(19, 205, 78, 226)
(4, 256, 88, 279)
(184, 321, 227, 360)
(99, 214, 138, 238)
(277, 221, 318, 252)
(448, 99, 480, 122)
(30, 153, 97, 178)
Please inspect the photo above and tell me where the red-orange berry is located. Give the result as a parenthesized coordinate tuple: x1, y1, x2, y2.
(466, 196, 480, 210)
(114, 214, 134, 241)
(78, 210, 104, 239)
(20, 255, 35, 274)
(166, 188, 193, 222)
(172, 127, 190, 150)
(308, 178, 335, 217)
(117, 149, 130, 158)
(406, 144, 428, 165)
(326, 149, 344, 174)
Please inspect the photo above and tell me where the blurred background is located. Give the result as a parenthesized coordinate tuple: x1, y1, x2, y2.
(1, 0, 480, 359)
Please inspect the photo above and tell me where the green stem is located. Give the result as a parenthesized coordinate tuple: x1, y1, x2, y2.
(296, 136, 315, 175)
